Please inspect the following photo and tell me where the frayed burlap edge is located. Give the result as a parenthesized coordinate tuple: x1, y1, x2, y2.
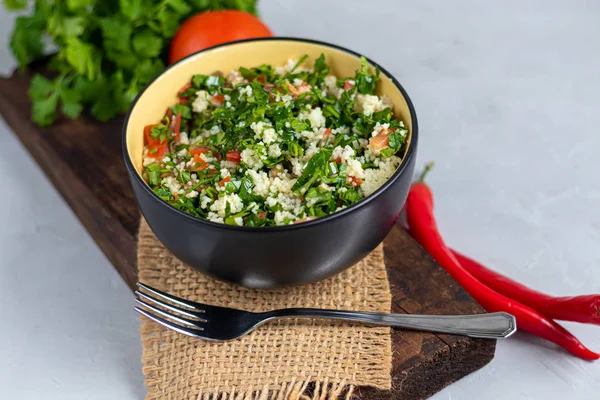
(138, 219, 392, 399)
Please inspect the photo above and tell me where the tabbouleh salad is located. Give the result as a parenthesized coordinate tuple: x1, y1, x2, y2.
(142, 55, 408, 226)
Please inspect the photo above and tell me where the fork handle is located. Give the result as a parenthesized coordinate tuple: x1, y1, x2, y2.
(263, 309, 516, 339)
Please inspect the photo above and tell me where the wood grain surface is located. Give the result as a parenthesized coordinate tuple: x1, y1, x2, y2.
(0, 65, 495, 400)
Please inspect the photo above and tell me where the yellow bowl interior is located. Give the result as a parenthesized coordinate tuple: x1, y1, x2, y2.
(125, 39, 413, 174)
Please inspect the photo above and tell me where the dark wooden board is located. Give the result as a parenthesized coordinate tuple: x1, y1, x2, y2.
(0, 66, 495, 400)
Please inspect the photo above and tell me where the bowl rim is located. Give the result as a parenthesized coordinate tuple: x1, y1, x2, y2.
(122, 36, 419, 232)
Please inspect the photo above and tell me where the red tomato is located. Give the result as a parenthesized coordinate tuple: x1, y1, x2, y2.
(144, 124, 167, 158)
(226, 150, 241, 163)
(219, 176, 231, 187)
(343, 80, 355, 91)
(169, 11, 273, 64)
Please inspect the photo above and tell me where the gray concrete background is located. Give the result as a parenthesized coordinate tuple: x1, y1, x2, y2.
(1, 1, 598, 398)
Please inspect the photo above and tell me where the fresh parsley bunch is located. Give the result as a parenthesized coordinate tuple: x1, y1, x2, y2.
(3, 0, 258, 126)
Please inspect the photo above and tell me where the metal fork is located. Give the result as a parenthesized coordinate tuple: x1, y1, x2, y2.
(134, 282, 517, 341)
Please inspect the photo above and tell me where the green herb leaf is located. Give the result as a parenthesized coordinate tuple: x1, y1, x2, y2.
(167, 0, 193, 14)
(10, 15, 45, 68)
(66, 0, 94, 11)
(171, 104, 193, 119)
(355, 56, 379, 95)
(120, 0, 143, 21)
(4, 0, 260, 127)
(132, 29, 163, 58)
(288, 54, 308, 75)
(3, 0, 27, 10)
(31, 91, 59, 127)
(145, 163, 162, 186)
(60, 87, 83, 119)
(64, 37, 98, 80)
(192, 74, 208, 88)
(48, 15, 87, 37)
(99, 18, 137, 70)
(292, 149, 333, 194)
(136, 58, 166, 83)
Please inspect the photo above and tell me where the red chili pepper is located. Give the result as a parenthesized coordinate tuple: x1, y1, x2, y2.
(451, 250, 600, 326)
(405, 163, 599, 360)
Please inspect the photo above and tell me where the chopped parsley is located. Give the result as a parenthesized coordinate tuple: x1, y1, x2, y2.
(142, 55, 409, 226)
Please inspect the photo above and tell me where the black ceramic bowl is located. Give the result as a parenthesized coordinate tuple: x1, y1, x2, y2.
(123, 38, 418, 288)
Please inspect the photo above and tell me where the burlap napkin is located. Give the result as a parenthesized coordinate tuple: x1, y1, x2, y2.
(138, 219, 392, 399)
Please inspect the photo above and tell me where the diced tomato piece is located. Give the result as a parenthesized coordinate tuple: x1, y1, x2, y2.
(191, 146, 221, 163)
(178, 82, 192, 96)
(219, 176, 231, 187)
(226, 150, 241, 163)
(369, 133, 389, 151)
(190, 146, 211, 162)
(285, 80, 310, 96)
(173, 192, 179, 200)
(143, 124, 157, 145)
(257, 211, 268, 219)
(193, 153, 206, 164)
(369, 128, 397, 151)
(346, 176, 363, 187)
(343, 80, 355, 91)
(144, 124, 168, 159)
(190, 162, 209, 172)
(189, 146, 211, 156)
(319, 128, 332, 147)
(248, 75, 266, 84)
(211, 94, 225, 106)
(178, 82, 192, 104)
(294, 216, 316, 224)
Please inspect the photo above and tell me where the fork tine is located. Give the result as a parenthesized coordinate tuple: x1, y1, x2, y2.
(135, 307, 205, 338)
(137, 282, 205, 311)
(135, 299, 203, 328)
(135, 291, 207, 321)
